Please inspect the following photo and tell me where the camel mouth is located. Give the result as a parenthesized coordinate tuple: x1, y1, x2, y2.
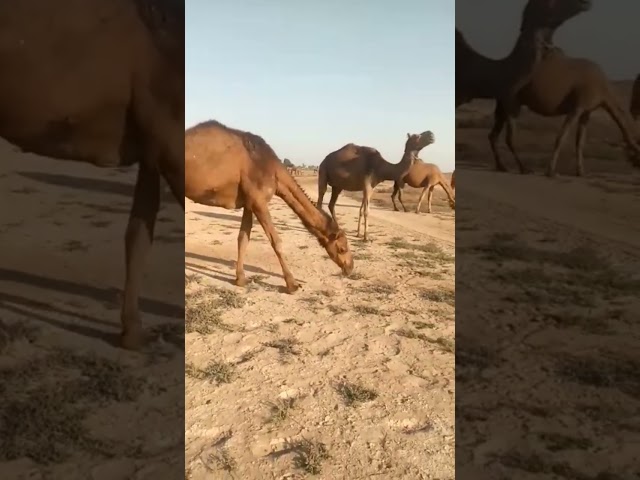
(342, 262, 354, 276)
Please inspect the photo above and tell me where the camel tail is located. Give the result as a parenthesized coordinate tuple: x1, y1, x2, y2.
(602, 95, 640, 166)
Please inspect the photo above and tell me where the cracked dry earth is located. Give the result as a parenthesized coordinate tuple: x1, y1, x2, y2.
(0, 141, 185, 479)
(456, 168, 640, 480)
(185, 175, 455, 479)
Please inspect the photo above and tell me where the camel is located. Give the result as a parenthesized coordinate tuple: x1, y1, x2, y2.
(631, 73, 640, 121)
(488, 2, 640, 176)
(0, 0, 184, 350)
(317, 131, 434, 241)
(391, 161, 455, 214)
(451, 170, 456, 190)
(456, 0, 592, 173)
(185, 120, 354, 294)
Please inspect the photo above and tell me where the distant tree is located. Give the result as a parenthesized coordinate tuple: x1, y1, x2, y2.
(283, 158, 294, 168)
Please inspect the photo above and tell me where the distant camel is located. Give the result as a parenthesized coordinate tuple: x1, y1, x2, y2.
(489, 2, 640, 176)
(185, 120, 354, 293)
(631, 73, 640, 121)
(391, 161, 455, 214)
(317, 131, 434, 241)
(0, 0, 184, 350)
(451, 170, 456, 190)
(456, 0, 592, 173)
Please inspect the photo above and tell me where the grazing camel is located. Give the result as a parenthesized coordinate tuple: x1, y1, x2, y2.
(0, 0, 184, 350)
(317, 131, 434, 241)
(489, 2, 640, 176)
(631, 73, 640, 121)
(391, 161, 455, 214)
(185, 120, 354, 293)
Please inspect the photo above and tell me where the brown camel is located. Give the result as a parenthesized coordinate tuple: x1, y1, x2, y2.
(185, 120, 354, 293)
(631, 73, 640, 121)
(391, 161, 455, 214)
(456, 0, 592, 173)
(451, 170, 456, 190)
(489, 2, 640, 177)
(317, 131, 434, 241)
(456, 0, 591, 107)
(0, 0, 184, 350)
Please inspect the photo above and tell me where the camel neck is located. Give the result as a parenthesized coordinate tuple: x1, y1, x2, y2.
(378, 149, 417, 181)
(504, 26, 552, 80)
(275, 167, 336, 245)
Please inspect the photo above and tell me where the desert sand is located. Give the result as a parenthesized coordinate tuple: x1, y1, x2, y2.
(455, 82, 640, 478)
(0, 139, 185, 479)
(185, 174, 456, 479)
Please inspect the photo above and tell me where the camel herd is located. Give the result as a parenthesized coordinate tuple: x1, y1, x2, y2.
(185, 121, 454, 295)
(457, 0, 640, 176)
(3, 0, 639, 352)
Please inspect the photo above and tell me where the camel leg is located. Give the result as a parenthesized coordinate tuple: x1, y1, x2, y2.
(397, 186, 407, 212)
(415, 186, 428, 214)
(426, 186, 435, 214)
(120, 161, 160, 350)
(316, 169, 328, 210)
(489, 104, 509, 172)
(362, 183, 374, 241)
(327, 187, 342, 223)
(440, 181, 456, 210)
(357, 198, 364, 237)
(391, 182, 400, 211)
(547, 111, 580, 177)
(252, 204, 299, 293)
(575, 111, 591, 177)
(235, 207, 253, 287)
(505, 116, 532, 175)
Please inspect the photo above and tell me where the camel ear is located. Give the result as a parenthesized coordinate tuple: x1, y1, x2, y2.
(407, 133, 411, 139)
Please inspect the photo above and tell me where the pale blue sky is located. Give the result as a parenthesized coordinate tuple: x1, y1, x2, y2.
(186, 0, 455, 171)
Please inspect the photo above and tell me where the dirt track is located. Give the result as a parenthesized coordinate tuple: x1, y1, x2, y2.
(185, 175, 455, 479)
(456, 95, 640, 478)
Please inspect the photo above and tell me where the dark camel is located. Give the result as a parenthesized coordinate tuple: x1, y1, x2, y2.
(316, 131, 434, 241)
(391, 160, 455, 214)
(185, 120, 354, 294)
(456, 0, 592, 173)
(631, 73, 640, 121)
(0, 0, 184, 350)
(489, 2, 640, 176)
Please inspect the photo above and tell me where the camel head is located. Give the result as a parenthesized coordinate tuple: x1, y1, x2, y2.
(405, 131, 435, 154)
(324, 228, 354, 276)
(520, 0, 592, 34)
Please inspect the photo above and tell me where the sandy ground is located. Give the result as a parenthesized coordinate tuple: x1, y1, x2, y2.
(185, 175, 455, 479)
(0, 140, 185, 479)
(455, 88, 640, 479)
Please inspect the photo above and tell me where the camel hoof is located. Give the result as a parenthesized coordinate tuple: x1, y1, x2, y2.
(120, 330, 143, 351)
(285, 283, 300, 294)
(495, 165, 508, 173)
(520, 168, 533, 175)
(235, 276, 248, 287)
(545, 170, 556, 178)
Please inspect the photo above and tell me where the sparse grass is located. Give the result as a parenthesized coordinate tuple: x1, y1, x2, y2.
(0, 320, 39, 352)
(353, 304, 380, 316)
(265, 397, 296, 424)
(334, 380, 378, 406)
(186, 361, 236, 385)
(347, 271, 365, 281)
(394, 328, 455, 353)
(0, 349, 149, 464)
(264, 337, 302, 356)
(290, 439, 330, 475)
(203, 447, 236, 474)
(185, 286, 246, 334)
(421, 287, 455, 306)
(355, 282, 396, 296)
